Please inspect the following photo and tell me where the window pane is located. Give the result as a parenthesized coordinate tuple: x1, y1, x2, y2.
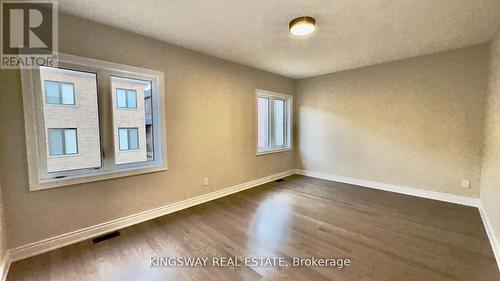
(111, 76, 150, 164)
(116, 89, 127, 108)
(48, 129, 64, 156)
(273, 99, 286, 147)
(127, 90, 137, 108)
(119, 128, 129, 150)
(61, 83, 75, 105)
(64, 129, 78, 154)
(128, 128, 139, 150)
(45, 81, 60, 104)
(40, 66, 101, 173)
(257, 97, 270, 149)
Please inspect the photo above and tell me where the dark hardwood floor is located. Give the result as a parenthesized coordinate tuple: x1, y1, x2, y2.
(7, 175, 500, 280)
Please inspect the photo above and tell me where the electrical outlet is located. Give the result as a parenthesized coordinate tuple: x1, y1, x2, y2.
(203, 177, 209, 186)
(461, 180, 470, 189)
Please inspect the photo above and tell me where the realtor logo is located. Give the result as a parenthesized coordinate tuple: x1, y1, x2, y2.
(1, 0, 58, 68)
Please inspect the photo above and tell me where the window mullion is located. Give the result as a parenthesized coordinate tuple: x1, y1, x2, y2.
(58, 83, 63, 104)
(127, 129, 132, 150)
(97, 71, 116, 170)
(61, 129, 66, 155)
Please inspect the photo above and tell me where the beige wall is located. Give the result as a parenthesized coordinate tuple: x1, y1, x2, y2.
(0, 14, 295, 248)
(480, 28, 500, 251)
(0, 179, 6, 262)
(296, 45, 490, 197)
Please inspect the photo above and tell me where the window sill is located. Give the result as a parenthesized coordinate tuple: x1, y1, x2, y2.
(117, 149, 140, 152)
(32, 165, 167, 191)
(48, 153, 81, 159)
(256, 147, 292, 156)
(45, 104, 77, 107)
(116, 107, 139, 110)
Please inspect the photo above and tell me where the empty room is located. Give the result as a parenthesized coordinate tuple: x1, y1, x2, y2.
(0, 0, 500, 280)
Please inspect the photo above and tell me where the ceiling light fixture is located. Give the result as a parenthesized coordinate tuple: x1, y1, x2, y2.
(289, 16, 316, 36)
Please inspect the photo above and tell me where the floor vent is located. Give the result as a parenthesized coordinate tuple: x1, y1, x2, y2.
(275, 178, 285, 182)
(92, 231, 120, 244)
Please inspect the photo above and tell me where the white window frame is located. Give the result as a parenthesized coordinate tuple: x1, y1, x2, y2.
(255, 89, 293, 155)
(21, 53, 167, 191)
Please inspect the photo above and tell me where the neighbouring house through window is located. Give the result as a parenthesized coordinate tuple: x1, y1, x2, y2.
(21, 54, 167, 191)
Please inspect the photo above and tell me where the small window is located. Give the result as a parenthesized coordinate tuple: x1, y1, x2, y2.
(116, 89, 137, 108)
(256, 90, 292, 154)
(118, 128, 139, 151)
(48, 128, 78, 156)
(44, 81, 75, 105)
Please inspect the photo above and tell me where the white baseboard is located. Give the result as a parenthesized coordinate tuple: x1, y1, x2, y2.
(0, 252, 10, 281)
(295, 169, 480, 207)
(8, 170, 294, 263)
(478, 202, 500, 271)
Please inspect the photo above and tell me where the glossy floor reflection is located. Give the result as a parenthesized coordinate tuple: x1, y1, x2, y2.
(6, 175, 500, 281)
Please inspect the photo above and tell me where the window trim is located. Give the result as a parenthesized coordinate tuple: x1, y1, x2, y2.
(21, 53, 168, 191)
(255, 89, 293, 155)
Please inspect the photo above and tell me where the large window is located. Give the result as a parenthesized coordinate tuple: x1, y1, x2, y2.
(256, 90, 292, 154)
(22, 54, 167, 191)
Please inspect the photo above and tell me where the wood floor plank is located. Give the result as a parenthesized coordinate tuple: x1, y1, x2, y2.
(6, 175, 500, 281)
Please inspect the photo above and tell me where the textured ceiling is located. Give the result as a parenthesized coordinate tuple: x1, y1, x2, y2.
(59, 0, 500, 78)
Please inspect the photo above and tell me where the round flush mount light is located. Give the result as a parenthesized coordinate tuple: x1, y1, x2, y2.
(289, 16, 316, 36)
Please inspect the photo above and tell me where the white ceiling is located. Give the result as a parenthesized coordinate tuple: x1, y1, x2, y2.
(59, 0, 500, 78)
